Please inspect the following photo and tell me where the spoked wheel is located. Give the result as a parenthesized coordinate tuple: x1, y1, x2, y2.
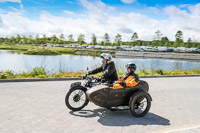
(65, 87, 89, 111)
(129, 91, 151, 117)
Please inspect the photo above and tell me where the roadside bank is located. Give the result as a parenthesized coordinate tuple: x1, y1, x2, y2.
(1, 74, 200, 82)
(116, 51, 200, 60)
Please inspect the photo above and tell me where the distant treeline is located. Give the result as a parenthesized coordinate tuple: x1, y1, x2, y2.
(0, 30, 200, 48)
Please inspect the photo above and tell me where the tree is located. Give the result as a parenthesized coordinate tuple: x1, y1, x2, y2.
(77, 34, 85, 45)
(10, 36, 16, 44)
(91, 33, 97, 45)
(59, 34, 64, 40)
(174, 30, 184, 47)
(58, 34, 64, 44)
(152, 30, 163, 47)
(0, 37, 4, 43)
(104, 33, 110, 45)
(154, 30, 162, 40)
(131, 32, 138, 41)
(20, 35, 27, 44)
(27, 35, 33, 44)
(185, 38, 192, 48)
(175, 30, 183, 40)
(68, 34, 74, 43)
(114, 33, 122, 46)
(50, 34, 58, 44)
(16, 34, 21, 44)
(41, 34, 48, 44)
(161, 37, 169, 47)
(197, 43, 200, 49)
(35, 34, 40, 45)
(152, 40, 158, 47)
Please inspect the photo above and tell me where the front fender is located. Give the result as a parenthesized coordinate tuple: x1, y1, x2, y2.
(70, 82, 81, 88)
(70, 84, 87, 92)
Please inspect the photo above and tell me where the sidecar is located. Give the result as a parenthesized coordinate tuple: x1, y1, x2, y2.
(86, 80, 152, 117)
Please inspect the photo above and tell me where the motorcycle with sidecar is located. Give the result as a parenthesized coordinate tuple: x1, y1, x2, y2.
(65, 75, 152, 117)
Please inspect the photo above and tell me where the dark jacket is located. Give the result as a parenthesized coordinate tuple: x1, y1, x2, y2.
(90, 61, 118, 83)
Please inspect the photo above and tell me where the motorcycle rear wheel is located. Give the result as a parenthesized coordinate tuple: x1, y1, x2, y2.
(65, 87, 89, 111)
(129, 91, 151, 117)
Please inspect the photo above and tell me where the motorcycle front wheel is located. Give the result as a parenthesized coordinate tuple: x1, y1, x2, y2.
(65, 87, 89, 111)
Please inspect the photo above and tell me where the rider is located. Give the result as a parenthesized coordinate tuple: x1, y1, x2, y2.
(112, 62, 140, 89)
(88, 53, 118, 84)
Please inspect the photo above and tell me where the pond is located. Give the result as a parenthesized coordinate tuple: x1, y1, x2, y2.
(0, 50, 200, 74)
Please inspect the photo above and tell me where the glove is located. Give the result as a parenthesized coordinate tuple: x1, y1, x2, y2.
(119, 82, 126, 87)
(82, 74, 87, 79)
(87, 71, 92, 75)
(96, 76, 104, 82)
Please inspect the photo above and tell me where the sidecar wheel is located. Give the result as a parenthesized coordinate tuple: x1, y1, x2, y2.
(65, 87, 89, 111)
(129, 91, 151, 117)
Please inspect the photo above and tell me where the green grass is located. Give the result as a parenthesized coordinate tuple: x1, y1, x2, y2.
(24, 48, 60, 55)
(1, 67, 200, 79)
(0, 44, 31, 51)
(0, 43, 78, 55)
(0, 43, 113, 55)
(136, 68, 200, 76)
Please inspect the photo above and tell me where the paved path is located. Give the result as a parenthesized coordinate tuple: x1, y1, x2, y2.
(0, 77, 200, 133)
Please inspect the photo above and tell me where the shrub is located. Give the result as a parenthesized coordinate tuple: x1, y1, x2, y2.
(155, 69, 164, 75)
(191, 68, 200, 74)
(31, 67, 47, 77)
(170, 70, 182, 75)
(0, 70, 15, 79)
(137, 68, 150, 75)
(0, 73, 7, 79)
(35, 75, 48, 78)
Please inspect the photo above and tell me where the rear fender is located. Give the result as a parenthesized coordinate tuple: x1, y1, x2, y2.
(144, 91, 152, 101)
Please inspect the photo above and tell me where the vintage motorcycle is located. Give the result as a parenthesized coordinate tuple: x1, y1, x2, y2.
(65, 75, 152, 117)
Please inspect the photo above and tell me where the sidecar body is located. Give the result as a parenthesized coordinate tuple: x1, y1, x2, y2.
(86, 80, 151, 108)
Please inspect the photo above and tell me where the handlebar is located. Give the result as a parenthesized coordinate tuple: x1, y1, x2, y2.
(81, 74, 100, 82)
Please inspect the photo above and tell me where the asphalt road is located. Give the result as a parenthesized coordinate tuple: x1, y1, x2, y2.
(0, 77, 200, 133)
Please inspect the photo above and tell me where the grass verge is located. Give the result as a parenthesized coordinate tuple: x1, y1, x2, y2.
(1, 67, 200, 79)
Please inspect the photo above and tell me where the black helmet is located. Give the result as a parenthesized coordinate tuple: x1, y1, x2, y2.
(126, 62, 136, 72)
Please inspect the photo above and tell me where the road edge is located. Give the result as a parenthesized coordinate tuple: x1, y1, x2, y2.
(1, 74, 200, 83)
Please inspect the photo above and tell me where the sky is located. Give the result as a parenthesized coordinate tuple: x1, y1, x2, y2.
(0, 0, 200, 42)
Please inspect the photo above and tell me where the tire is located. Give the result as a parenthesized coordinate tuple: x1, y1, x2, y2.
(65, 87, 89, 111)
(129, 91, 151, 117)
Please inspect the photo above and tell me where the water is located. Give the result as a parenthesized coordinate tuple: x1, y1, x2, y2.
(0, 50, 200, 74)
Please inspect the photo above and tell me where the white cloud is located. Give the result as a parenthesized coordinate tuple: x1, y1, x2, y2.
(78, 0, 115, 14)
(0, 0, 200, 42)
(178, 4, 191, 8)
(66, 1, 74, 4)
(0, 0, 23, 9)
(0, 0, 21, 3)
(63, 10, 75, 15)
(120, 0, 136, 4)
(148, 7, 160, 14)
(162, 4, 200, 41)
